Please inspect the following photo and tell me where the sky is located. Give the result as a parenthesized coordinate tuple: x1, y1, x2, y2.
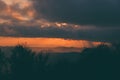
(0, 0, 120, 49)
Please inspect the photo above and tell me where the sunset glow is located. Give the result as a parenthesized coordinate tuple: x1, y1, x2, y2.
(0, 37, 102, 48)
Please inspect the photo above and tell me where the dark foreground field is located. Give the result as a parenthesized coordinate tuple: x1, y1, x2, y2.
(0, 43, 120, 80)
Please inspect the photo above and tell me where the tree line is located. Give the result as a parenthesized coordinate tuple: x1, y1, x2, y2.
(0, 43, 120, 80)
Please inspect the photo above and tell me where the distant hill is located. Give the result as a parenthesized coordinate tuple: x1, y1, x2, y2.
(0, 46, 83, 53)
(32, 47, 83, 53)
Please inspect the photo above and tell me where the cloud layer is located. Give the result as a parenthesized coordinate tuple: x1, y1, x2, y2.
(34, 0, 120, 26)
(0, 24, 120, 42)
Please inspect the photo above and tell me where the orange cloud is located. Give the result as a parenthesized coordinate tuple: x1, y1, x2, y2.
(2, 0, 30, 5)
(11, 12, 30, 21)
(0, 0, 35, 23)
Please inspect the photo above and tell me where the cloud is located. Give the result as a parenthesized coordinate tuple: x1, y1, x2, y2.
(0, 24, 120, 42)
(34, 0, 120, 26)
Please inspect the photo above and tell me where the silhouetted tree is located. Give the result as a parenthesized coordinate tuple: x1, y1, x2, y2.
(11, 45, 35, 80)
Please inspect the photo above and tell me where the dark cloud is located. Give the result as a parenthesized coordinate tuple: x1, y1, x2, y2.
(0, 24, 120, 42)
(34, 0, 120, 26)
